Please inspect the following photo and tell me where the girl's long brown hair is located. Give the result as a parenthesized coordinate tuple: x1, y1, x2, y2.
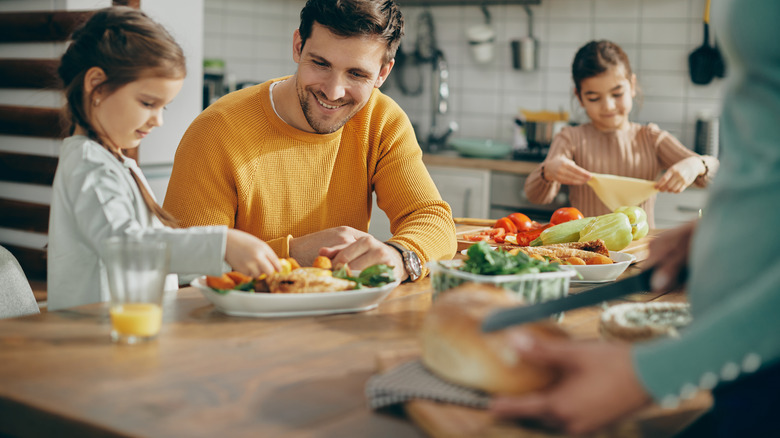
(58, 6, 184, 227)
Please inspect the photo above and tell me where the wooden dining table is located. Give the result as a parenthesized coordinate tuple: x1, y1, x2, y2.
(0, 231, 708, 437)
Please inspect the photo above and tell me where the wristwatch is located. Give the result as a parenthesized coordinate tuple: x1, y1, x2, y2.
(385, 241, 422, 282)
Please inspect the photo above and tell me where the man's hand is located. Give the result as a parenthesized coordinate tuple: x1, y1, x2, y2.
(490, 331, 652, 435)
(542, 156, 592, 185)
(641, 220, 696, 292)
(654, 156, 705, 193)
(289, 226, 406, 280)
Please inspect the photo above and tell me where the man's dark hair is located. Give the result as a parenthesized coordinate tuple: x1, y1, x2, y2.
(299, 0, 404, 65)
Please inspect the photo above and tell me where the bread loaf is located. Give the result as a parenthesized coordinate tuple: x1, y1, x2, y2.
(420, 283, 568, 395)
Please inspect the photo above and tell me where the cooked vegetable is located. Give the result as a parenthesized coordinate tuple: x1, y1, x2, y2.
(614, 206, 650, 240)
(312, 256, 332, 270)
(531, 217, 595, 246)
(550, 207, 584, 225)
(578, 213, 633, 251)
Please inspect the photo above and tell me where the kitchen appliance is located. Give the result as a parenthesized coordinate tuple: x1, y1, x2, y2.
(203, 59, 225, 109)
(695, 110, 720, 158)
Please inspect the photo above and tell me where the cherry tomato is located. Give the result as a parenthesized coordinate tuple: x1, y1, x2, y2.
(464, 234, 490, 242)
(507, 212, 533, 232)
(550, 207, 584, 225)
(515, 223, 553, 246)
(494, 217, 518, 234)
(484, 227, 506, 238)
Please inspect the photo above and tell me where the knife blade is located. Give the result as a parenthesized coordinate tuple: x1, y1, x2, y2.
(481, 268, 654, 333)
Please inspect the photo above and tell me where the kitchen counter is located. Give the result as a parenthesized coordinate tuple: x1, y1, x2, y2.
(422, 151, 540, 176)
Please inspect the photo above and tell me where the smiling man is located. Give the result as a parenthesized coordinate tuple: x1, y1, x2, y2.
(164, 0, 456, 282)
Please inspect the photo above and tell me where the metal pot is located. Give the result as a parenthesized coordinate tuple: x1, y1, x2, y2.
(523, 121, 567, 149)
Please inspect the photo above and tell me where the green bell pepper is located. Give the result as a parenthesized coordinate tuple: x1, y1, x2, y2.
(614, 206, 649, 240)
(578, 212, 633, 251)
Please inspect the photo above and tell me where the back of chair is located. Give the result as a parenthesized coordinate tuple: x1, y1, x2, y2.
(0, 245, 40, 318)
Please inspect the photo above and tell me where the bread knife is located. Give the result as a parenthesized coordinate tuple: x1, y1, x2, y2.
(481, 268, 654, 333)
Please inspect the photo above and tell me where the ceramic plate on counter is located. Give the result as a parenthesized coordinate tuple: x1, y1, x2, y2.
(191, 277, 400, 317)
(559, 251, 636, 283)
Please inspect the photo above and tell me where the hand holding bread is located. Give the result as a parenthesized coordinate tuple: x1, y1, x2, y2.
(420, 283, 569, 395)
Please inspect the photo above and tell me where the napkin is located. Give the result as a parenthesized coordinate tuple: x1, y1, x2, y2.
(587, 173, 658, 211)
(365, 359, 491, 410)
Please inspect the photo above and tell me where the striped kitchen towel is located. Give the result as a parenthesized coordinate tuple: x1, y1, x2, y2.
(365, 359, 490, 410)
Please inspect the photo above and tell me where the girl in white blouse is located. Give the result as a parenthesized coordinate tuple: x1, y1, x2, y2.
(47, 7, 280, 310)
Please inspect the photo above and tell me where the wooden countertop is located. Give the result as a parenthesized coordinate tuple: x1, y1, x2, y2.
(423, 152, 540, 175)
(0, 232, 701, 437)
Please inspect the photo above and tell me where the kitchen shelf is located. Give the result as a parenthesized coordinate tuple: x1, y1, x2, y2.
(399, 0, 540, 6)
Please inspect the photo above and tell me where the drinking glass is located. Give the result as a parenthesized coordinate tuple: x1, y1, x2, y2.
(101, 236, 170, 344)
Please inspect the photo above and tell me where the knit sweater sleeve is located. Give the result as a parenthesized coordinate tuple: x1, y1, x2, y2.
(370, 97, 457, 273)
(524, 128, 568, 204)
(649, 124, 719, 187)
(164, 109, 239, 229)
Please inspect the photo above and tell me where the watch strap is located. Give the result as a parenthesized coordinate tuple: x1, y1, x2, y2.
(385, 241, 422, 282)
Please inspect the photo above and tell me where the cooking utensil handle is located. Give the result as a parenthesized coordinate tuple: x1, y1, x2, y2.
(454, 218, 496, 226)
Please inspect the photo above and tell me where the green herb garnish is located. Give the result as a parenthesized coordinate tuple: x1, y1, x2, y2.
(333, 263, 395, 289)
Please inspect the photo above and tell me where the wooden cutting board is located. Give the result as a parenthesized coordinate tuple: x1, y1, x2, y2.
(376, 350, 710, 438)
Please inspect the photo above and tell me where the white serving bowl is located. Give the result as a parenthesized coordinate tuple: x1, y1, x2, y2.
(558, 251, 636, 283)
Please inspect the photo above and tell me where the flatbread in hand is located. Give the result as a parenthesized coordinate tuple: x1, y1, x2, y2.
(587, 173, 658, 210)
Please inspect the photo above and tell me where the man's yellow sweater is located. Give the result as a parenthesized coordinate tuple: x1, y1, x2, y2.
(164, 78, 456, 270)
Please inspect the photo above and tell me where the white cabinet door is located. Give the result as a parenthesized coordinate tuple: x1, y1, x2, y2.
(427, 165, 490, 219)
(654, 189, 709, 229)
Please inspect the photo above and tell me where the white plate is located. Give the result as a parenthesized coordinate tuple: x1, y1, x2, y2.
(191, 277, 400, 318)
(559, 251, 636, 282)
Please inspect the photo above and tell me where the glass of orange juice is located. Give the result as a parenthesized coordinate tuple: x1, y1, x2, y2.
(101, 236, 170, 344)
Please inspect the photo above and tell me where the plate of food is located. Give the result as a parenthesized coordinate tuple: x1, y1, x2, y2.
(558, 251, 636, 283)
(191, 259, 400, 317)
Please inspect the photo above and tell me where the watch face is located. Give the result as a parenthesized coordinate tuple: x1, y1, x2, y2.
(404, 251, 422, 280)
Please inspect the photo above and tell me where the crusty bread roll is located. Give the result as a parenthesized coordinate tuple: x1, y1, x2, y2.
(420, 283, 568, 395)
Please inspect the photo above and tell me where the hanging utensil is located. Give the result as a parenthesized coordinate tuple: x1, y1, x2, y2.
(688, 0, 718, 85)
(712, 35, 726, 78)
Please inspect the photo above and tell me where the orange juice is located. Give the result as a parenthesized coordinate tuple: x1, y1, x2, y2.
(110, 303, 163, 337)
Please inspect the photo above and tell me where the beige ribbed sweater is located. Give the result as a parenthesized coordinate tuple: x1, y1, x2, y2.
(524, 123, 719, 227)
(163, 78, 456, 269)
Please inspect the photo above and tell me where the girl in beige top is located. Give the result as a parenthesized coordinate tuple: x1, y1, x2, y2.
(524, 40, 719, 227)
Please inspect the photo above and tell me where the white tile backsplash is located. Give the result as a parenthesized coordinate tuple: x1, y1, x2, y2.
(202, 0, 726, 148)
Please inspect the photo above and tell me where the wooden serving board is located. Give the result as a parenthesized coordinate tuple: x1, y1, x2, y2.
(455, 226, 663, 262)
(376, 350, 710, 438)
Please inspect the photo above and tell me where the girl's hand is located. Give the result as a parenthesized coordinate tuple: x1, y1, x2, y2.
(654, 156, 705, 193)
(490, 331, 652, 435)
(543, 156, 592, 185)
(225, 229, 281, 277)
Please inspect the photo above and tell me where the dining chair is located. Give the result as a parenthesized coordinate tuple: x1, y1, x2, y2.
(0, 245, 40, 318)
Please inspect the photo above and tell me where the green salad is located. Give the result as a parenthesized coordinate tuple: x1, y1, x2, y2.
(461, 241, 561, 275)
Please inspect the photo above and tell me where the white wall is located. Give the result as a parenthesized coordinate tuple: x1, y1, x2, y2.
(203, 0, 725, 150)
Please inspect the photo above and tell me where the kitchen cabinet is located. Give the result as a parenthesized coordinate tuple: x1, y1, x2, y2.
(654, 188, 709, 229)
(427, 165, 490, 219)
(367, 165, 489, 241)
